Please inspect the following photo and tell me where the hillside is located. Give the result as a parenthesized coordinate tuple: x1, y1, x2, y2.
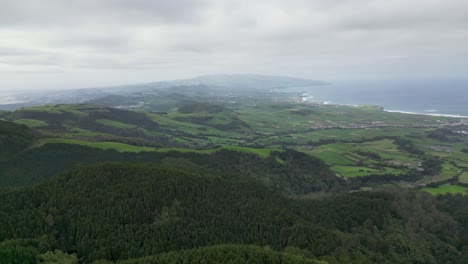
(0, 119, 34, 158)
(95, 245, 322, 264)
(0, 163, 463, 263)
(0, 142, 339, 195)
(3, 103, 257, 149)
(2, 100, 467, 192)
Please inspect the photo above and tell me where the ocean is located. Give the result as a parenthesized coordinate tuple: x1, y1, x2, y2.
(0, 91, 28, 105)
(296, 80, 468, 117)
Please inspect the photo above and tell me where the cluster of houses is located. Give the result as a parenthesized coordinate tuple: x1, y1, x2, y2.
(429, 145, 453, 152)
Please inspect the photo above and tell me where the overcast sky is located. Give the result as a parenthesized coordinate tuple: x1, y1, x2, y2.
(0, 0, 467, 91)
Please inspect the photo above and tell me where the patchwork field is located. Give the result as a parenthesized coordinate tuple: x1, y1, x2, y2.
(14, 118, 48, 127)
(3, 101, 466, 191)
(422, 184, 468, 196)
(459, 172, 468, 184)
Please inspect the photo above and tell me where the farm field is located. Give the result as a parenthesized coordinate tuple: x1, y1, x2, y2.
(14, 118, 48, 127)
(39, 138, 160, 153)
(422, 184, 468, 196)
(459, 172, 468, 184)
(2, 99, 466, 192)
(331, 165, 388, 178)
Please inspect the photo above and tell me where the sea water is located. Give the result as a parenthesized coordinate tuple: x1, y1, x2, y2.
(0, 91, 28, 105)
(298, 80, 468, 117)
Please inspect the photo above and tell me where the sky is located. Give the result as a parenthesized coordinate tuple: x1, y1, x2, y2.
(0, 0, 467, 91)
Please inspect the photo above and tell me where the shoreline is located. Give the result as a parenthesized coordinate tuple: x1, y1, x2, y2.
(299, 93, 468, 119)
(385, 109, 468, 119)
(300, 95, 468, 119)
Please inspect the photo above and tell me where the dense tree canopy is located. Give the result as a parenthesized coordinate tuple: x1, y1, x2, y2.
(0, 120, 34, 159)
(0, 144, 339, 195)
(0, 164, 464, 263)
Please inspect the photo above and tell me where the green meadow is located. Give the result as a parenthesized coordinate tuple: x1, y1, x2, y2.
(422, 184, 468, 196)
(3, 101, 466, 186)
(40, 138, 158, 153)
(458, 172, 468, 184)
(14, 119, 48, 127)
(95, 119, 137, 128)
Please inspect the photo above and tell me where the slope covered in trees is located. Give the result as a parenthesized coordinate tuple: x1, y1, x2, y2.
(95, 245, 321, 264)
(0, 143, 339, 195)
(0, 164, 464, 263)
(0, 120, 34, 159)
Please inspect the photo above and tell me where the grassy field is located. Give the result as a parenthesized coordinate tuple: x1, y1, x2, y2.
(305, 139, 416, 177)
(5, 102, 467, 185)
(331, 165, 384, 178)
(459, 172, 468, 184)
(440, 162, 460, 180)
(95, 119, 137, 129)
(311, 151, 354, 165)
(21, 105, 64, 114)
(62, 132, 113, 138)
(39, 138, 282, 158)
(20, 105, 89, 116)
(40, 138, 158, 152)
(14, 119, 48, 128)
(308, 139, 418, 163)
(421, 184, 468, 196)
(222, 145, 281, 158)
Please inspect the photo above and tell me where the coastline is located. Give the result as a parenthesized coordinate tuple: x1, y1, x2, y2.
(299, 93, 468, 119)
(385, 109, 468, 119)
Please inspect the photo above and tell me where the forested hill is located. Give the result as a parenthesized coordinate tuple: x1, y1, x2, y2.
(0, 163, 464, 263)
(0, 142, 340, 195)
(95, 245, 322, 264)
(0, 119, 34, 158)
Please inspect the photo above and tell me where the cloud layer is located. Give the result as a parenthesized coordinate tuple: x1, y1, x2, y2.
(0, 0, 467, 90)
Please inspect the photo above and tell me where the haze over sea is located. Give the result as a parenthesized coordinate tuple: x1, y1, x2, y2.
(299, 80, 468, 117)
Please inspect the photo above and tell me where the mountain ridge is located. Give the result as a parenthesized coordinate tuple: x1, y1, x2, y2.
(0, 74, 327, 111)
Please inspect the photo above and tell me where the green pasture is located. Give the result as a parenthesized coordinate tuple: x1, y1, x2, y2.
(421, 184, 468, 196)
(331, 165, 384, 178)
(311, 151, 354, 165)
(14, 119, 48, 128)
(459, 172, 468, 184)
(308, 139, 419, 166)
(39, 138, 279, 158)
(95, 119, 137, 129)
(62, 132, 114, 138)
(222, 145, 281, 158)
(40, 138, 158, 152)
(20, 105, 63, 114)
(20, 105, 89, 116)
(441, 162, 460, 178)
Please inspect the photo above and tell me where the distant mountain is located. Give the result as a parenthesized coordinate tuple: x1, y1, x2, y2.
(0, 74, 327, 110)
(154, 74, 328, 90)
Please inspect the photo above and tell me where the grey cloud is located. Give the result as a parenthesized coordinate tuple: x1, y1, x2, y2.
(0, 0, 467, 91)
(0, 47, 42, 57)
(48, 30, 137, 53)
(0, 53, 63, 66)
(0, 0, 206, 27)
(334, 2, 468, 31)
